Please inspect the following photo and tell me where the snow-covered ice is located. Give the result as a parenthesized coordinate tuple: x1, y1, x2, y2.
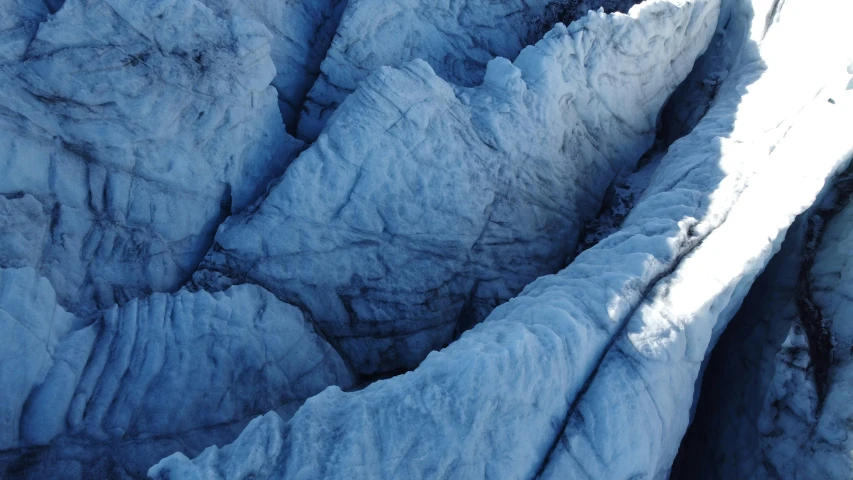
(676, 166, 853, 480)
(2, 0, 852, 478)
(541, 0, 853, 475)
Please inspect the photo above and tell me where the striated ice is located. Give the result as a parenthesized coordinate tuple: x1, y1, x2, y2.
(152, 0, 853, 477)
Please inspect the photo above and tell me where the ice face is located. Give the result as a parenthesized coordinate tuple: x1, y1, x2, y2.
(0, 1, 51, 64)
(541, 0, 853, 475)
(676, 148, 853, 480)
(0, 0, 303, 317)
(760, 184, 853, 478)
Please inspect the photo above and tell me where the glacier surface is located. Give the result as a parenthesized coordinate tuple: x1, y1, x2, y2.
(1, 0, 851, 478)
(151, 0, 853, 478)
(200, 0, 346, 130)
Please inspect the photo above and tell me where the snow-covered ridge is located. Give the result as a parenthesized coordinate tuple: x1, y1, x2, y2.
(0, 0, 302, 317)
(194, 0, 719, 376)
(541, 0, 853, 474)
(675, 108, 853, 480)
(678, 165, 853, 480)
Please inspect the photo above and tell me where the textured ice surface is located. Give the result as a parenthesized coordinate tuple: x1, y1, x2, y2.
(676, 169, 853, 480)
(150, 1, 729, 478)
(152, 0, 853, 477)
(0, 0, 302, 317)
(3, 0, 852, 477)
(201, 0, 346, 129)
(194, 0, 717, 375)
(0, 1, 50, 64)
(298, 0, 641, 140)
(758, 189, 853, 478)
(671, 208, 812, 479)
(0, 267, 352, 478)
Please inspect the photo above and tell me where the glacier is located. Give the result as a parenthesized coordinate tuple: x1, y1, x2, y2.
(1, 0, 852, 478)
(0, 1, 52, 64)
(761, 182, 853, 478)
(675, 164, 853, 479)
(200, 0, 346, 130)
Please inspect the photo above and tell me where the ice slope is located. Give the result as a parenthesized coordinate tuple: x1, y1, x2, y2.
(201, 0, 346, 129)
(0, 0, 302, 317)
(148, 1, 736, 477)
(675, 167, 853, 480)
(193, 0, 718, 376)
(298, 0, 641, 140)
(0, 0, 345, 119)
(150, 0, 853, 477)
(0, 267, 353, 478)
(756, 189, 853, 478)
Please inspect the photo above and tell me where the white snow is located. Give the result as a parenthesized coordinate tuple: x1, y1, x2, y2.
(679, 166, 853, 480)
(542, 0, 853, 475)
(0, 0, 303, 317)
